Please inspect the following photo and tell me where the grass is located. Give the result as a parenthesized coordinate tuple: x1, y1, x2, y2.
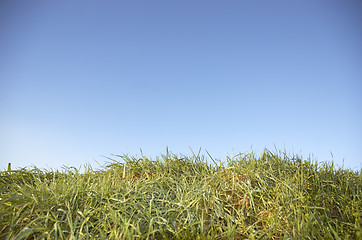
(0, 149, 361, 239)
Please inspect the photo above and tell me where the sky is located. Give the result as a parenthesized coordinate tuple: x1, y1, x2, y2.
(1, 0, 361, 172)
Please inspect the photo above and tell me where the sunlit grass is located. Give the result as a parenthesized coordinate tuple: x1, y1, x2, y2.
(1, 149, 361, 239)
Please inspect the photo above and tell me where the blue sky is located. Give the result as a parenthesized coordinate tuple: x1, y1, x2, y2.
(1, 0, 361, 171)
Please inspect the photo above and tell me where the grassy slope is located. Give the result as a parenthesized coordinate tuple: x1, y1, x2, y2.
(0, 149, 361, 239)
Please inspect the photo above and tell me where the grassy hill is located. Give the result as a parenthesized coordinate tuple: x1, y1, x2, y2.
(1, 149, 361, 239)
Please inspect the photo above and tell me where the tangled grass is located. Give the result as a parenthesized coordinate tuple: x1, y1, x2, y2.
(0, 149, 361, 239)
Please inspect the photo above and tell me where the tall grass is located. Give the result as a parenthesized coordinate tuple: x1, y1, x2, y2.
(0, 149, 361, 239)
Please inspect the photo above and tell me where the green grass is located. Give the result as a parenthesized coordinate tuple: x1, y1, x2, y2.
(1, 149, 361, 239)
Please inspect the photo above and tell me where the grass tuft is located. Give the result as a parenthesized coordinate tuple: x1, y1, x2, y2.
(1, 149, 361, 239)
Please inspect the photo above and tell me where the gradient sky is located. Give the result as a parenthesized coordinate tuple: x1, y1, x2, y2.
(1, 0, 361, 171)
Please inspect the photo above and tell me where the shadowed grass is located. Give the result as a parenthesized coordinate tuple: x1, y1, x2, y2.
(0, 149, 361, 239)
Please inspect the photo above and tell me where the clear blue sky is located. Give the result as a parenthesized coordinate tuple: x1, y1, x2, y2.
(1, 0, 361, 171)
